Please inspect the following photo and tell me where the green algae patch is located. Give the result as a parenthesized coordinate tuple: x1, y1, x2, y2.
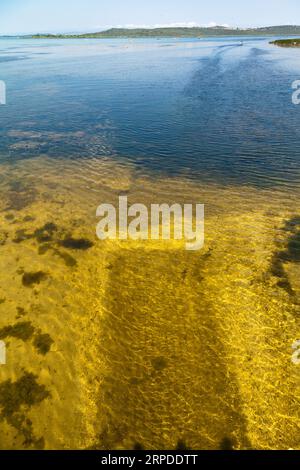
(0, 320, 54, 355)
(0, 231, 8, 246)
(12, 222, 80, 267)
(33, 333, 54, 355)
(6, 181, 37, 211)
(55, 250, 77, 267)
(23, 215, 35, 222)
(13, 222, 58, 244)
(0, 372, 50, 417)
(34, 222, 58, 243)
(38, 243, 51, 255)
(13, 229, 33, 243)
(22, 271, 48, 287)
(0, 373, 49, 448)
(0, 321, 35, 341)
(38, 244, 77, 267)
(270, 216, 300, 296)
(16, 307, 26, 319)
(279, 217, 300, 263)
(59, 237, 94, 250)
(151, 356, 168, 371)
(220, 437, 235, 450)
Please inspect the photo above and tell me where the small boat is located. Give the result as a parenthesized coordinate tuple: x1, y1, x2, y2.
(239, 41, 244, 46)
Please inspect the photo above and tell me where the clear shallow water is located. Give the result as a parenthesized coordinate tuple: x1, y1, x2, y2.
(0, 36, 300, 188)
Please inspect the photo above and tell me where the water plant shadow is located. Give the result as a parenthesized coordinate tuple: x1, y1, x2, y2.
(94, 247, 250, 450)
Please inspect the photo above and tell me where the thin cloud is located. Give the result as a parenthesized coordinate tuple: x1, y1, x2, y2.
(112, 22, 231, 29)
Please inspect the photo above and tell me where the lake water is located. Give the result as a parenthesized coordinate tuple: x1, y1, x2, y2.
(0, 37, 300, 186)
(0, 37, 299, 450)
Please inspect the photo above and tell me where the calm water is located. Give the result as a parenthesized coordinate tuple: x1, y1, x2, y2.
(0, 37, 300, 450)
(0, 36, 300, 187)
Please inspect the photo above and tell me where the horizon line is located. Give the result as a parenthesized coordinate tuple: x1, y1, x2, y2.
(2, 23, 300, 37)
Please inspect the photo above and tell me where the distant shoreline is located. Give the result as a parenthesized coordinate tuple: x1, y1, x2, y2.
(2, 25, 300, 39)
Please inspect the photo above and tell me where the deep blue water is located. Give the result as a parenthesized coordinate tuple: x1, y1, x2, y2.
(0, 36, 300, 188)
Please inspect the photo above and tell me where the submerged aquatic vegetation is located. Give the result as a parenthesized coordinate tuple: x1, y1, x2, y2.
(0, 321, 35, 341)
(0, 373, 50, 448)
(38, 243, 51, 255)
(6, 181, 37, 211)
(219, 437, 235, 450)
(33, 333, 54, 355)
(176, 440, 189, 450)
(22, 271, 48, 287)
(270, 216, 300, 296)
(54, 249, 77, 267)
(59, 237, 94, 250)
(0, 318, 54, 357)
(23, 215, 35, 222)
(13, 229, 33, 243)
(151, 356, 168, 371)
(16, 307, 26, 319)
(0, 231, 8, 246)
(38, 243, 78, 267)
(9, 414, 45, 450)
(4, 214, 15, 221)
(12, 222, 83, 267)
(34, 223, 58, 243)
(13, 222, 58, 244)
(0, 372, 50, 418)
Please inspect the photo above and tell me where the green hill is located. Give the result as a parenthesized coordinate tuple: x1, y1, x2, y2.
(16, 25, 300, 39)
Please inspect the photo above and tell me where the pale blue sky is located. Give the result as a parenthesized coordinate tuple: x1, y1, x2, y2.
(1, 0, 300, 35)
